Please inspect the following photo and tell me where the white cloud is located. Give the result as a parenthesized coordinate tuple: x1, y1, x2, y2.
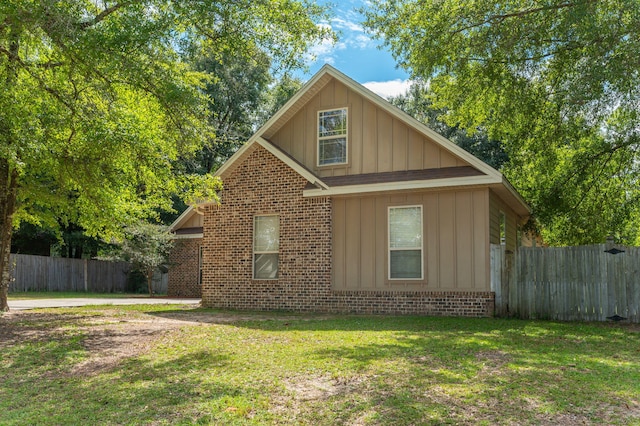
(363, 79, 413, 99)
(331, 17, 364, 33)
(330, 16, 376, 50)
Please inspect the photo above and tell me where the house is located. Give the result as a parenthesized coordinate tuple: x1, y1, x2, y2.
(168, 65, 530, 316)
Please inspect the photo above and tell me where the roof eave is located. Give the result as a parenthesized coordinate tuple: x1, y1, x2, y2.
(303, 175, 501, 197)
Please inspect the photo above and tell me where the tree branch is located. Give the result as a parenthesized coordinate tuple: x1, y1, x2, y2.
(450, 1, 598, 35)
(78, 1, 135, 29)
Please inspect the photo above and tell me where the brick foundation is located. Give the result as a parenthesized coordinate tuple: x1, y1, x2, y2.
(168, 238, 202, 297)
(201, 146, 494, 317)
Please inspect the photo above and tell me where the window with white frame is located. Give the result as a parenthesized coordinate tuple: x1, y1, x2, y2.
(318, 108, 347, 165)
(253, 215, 279, 279)
(388, 206, 423, 280)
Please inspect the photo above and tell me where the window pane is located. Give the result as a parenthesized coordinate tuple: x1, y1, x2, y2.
(254, 254, 278, 279)
(254, 216, 279, 252)
(390, 250, 422, 279)
(319, 109, 347, 137)
(319, 137, 346, 165)
(389, 207, 422, 248)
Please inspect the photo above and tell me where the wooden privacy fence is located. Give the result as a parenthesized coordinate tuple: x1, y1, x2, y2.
(491, 244, 640, 322)
(9, 254, 131, 293)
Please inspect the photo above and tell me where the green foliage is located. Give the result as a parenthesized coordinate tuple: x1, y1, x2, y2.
(101, 222, 173, 296)
(0, 0, 332, 238)
(364, 0, 640, 245)
(389, 82, 508, 169)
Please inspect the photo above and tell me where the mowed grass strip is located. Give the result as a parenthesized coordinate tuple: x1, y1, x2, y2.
(0, 306, 638, 425)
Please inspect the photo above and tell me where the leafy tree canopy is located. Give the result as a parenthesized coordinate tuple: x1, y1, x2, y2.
(388, 82, 508, 170)
(100, 222, 174, 296)
(364, 0, 640, 245)
(0, 0, 333, 310)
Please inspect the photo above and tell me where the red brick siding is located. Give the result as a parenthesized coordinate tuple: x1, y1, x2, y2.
(168, 238, 202, 297)
(201, 146, 494, 317)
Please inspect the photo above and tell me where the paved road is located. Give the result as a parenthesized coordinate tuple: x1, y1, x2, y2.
(8, 297, 201, 311)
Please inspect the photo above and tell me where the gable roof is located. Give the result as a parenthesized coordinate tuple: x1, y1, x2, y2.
(171, 65, 530, 232)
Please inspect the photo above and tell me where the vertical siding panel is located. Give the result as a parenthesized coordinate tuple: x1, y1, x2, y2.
(320, 80, 334, 107)
(473, 190, 489, 290)
(375, 196, 387, 287)
(425, 193, 439, 287)
(455, 192, 473, 288)
(439, 192, 456, 287)
(306, 101, 318, 171)
(292, 111, 305, 162)
(334, 81, 348, 105)
(423, 139, 440, 168)
(392, 119, 408, 171)
(345, 199, 361, 288)
(360, 197, 375, 288)
(440, 150, 459, 167)
(349, 89, 363, 175)
(332, 198, 346, 290)
(407, 130, 423, 170)
(279, 121, 292, 156)
(377, 110, 393, 172)
(362, 101, 377, 173)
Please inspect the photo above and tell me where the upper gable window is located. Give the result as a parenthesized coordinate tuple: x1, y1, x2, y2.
(318, 108, 348, 166)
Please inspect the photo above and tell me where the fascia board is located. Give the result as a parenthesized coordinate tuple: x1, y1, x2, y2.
(255, 137, 328, 189)
(303, 175, 501, 197)
(169, 206, 196, 232)
(172, 233, 204, 240)
(214, 137, 259, 178)
(252, 64, 334, 139)
(322, 66, 502, 180)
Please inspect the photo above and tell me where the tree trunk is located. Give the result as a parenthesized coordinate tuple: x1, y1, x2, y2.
(0, 160, 19, 312)
(147, 270, 154, 297)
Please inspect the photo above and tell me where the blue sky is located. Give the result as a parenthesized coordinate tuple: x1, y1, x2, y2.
(297, 0, 412, 98)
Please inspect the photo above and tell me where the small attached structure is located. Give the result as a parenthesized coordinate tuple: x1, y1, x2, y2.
(169, 65, 530, 315)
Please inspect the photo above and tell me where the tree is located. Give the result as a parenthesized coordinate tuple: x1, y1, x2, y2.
(364, 0, 640, 245)
(388, 82, 508, 170)
(184, 48, 273, 174)
(182, 52, 306, 175)
(101, 222, 174, 297)
(0, 1, 332, 311)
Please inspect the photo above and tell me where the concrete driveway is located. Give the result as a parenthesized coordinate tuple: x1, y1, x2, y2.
(8, 297, 201, 311)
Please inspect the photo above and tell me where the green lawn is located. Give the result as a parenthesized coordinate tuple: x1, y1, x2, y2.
(0, 306, 638, 425)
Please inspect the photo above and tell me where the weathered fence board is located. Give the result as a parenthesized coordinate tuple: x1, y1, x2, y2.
(492, 244, 640, 323)
(9, 254, 131, 293)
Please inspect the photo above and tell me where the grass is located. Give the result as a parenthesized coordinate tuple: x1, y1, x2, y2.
(7, 291, 161, 300)
(1, 306, 639, 425)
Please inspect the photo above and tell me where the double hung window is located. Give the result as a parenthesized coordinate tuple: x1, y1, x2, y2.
(318, 108, 347, 165)
(388, 206, 423, 280)
(253, 215, 279, 279)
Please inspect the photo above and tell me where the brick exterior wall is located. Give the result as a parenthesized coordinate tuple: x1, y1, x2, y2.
(168, 238, 202, 297)
(201, 146, 494, 317)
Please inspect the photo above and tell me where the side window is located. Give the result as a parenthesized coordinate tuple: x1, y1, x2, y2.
(253, 215, 279, 279)
(388, 206, 423, 280)
(499, 211, 506, 246)
(318, 108, 347, 166)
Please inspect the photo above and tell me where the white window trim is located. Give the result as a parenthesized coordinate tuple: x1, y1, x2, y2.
(317, 107, 348, 167)
(388, 205, 424, 281)
(253, 214, 279, 280)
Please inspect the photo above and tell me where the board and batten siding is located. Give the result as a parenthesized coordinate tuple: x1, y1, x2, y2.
(332, 188, 490, 292)
(271, 79, 468, 178)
